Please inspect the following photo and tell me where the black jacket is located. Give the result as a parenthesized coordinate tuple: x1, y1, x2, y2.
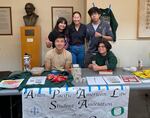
(99, 8, 118, 41)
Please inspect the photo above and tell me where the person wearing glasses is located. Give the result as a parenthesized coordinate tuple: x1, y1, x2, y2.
(88, 40, 117, 71)
(85, 7, 114, 67)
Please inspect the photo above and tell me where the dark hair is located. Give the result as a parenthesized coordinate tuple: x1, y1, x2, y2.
(53, 17, 68, 37)
(54, 17, 67, 30)
(55, 34, 65, 42)
(97, 40, 112, 52)
(72, 11, 81, 18)
(70, 11, 82, 26)
(88, 7, 101, 16)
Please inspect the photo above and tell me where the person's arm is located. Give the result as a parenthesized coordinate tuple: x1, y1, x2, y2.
(64, 52, 72, 71)
(88, 64, 108, 71)
(84, 25, 88, 49)
(86, 25, 93, 42)
(45, 38, 52, 48)
(95, 32, 112, 41)
(88, 52, 117, 71)
(95, 22, 114, 41)
(46, 32, 54, 48)
(101, 35, 112, 41)
(106, 52, 117, 70)
(92, 52, 117, 71)
(92, 64, 107, 71)
(44, 52, 52, 71)
(90, 54, 117, 71)
(104, 23, 114, 41)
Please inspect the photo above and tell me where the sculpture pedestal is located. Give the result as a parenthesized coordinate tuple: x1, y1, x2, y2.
(20, 26, 41, 70)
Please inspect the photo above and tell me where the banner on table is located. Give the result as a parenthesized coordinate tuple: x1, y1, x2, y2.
(22, 85, 130, 118)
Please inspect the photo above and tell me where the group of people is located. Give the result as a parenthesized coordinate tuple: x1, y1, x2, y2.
(45, 7, 117, 72)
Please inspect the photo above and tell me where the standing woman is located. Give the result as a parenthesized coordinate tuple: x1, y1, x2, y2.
(68, 11, 86, 68)
(46, 17, 68, 48)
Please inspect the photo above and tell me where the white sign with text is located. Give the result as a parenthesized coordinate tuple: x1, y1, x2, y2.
(22, 85, 129, 118)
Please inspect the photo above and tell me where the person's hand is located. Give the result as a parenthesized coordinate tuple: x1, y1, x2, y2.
(92, 64, 100, 71)
(88, 64, 93, 69)
(95, 32, 102, 38)
(45, 38, 52, 48)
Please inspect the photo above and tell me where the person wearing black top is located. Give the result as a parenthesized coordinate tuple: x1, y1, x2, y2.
(68, 11, 86, 68)
(46, 17, 68, 48)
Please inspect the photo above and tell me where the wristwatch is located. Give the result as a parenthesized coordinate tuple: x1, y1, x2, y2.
(100, 35, 103, 38)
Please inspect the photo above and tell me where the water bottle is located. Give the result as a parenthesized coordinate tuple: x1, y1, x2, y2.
(24, 53, 31, 71)
(72, 64, 82, 83)
(137, 60, 143, 70)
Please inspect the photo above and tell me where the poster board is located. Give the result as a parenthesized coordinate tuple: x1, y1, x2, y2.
(137, 0, 150, 38)
(51, 6, 73, 28)
(22, 86, 129, 118)
(0, 7, 12, 35)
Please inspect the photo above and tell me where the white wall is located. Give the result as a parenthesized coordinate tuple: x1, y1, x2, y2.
(0, 0, 86, 71)
(0, 0, 150, 71)
(87, 0, 150, 67)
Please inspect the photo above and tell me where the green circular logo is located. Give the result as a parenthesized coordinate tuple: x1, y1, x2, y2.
(111, 106, 124, 116)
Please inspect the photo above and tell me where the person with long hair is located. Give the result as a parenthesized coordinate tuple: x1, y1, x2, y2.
(68, 11, 86, 68)
(46, 17, 68, 48)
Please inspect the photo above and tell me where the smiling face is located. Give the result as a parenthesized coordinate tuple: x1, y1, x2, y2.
(58, 21, 66, 31)
(73, 13, 81, 25)
(91, 12, 100, 23)
(98, 43, 107, 55)
(55, 37, 65, 50)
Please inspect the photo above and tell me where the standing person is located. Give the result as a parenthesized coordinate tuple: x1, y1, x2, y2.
(68, 11, 86, 68)
(88, 40, 117, 71)
(46, 17, 68, 48)
(85, 7, 114, 67)
(45, 34, 72, 71)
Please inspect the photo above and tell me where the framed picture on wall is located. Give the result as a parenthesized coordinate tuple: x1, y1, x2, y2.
(137, 0, 150, 38)
(51, 6, 73, 29)
(0, 7, 12, 35)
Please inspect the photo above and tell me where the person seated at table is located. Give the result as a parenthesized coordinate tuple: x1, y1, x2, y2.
(88, 39, 117, 71)
(45, 34, 72, 71)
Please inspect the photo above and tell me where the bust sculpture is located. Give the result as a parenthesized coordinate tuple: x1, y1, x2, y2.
(23, 3, 39, 26)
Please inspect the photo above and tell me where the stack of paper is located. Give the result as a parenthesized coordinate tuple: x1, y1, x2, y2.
(99, 70, 113, 75)
(26, 76, 46, 85)
(0, 79, 24, 88)
(103, 76, 125, 85)
(86, 76, 107, 85)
